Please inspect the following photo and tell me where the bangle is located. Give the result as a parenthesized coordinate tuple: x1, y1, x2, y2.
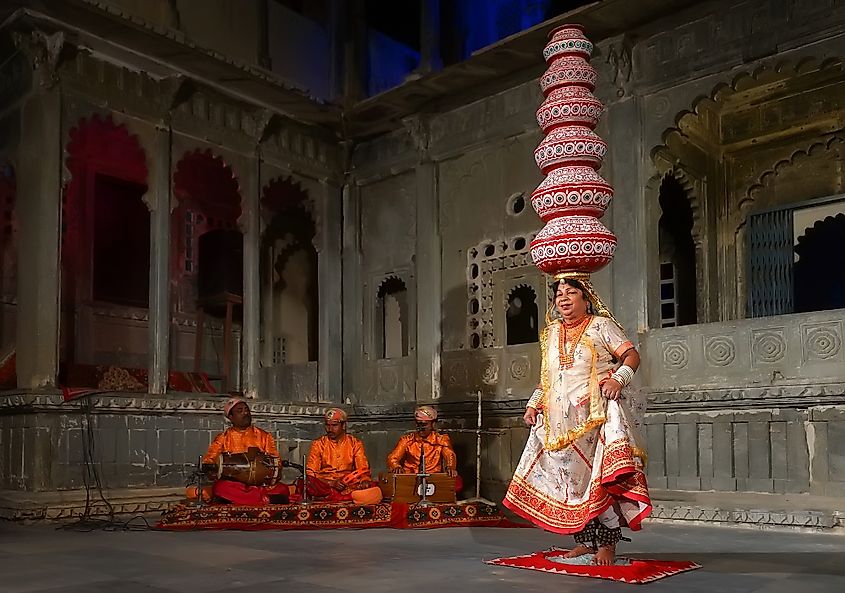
(610, 365, 635, 387)
(527, 388, 543, 409)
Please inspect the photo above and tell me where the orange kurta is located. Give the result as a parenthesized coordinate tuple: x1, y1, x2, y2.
(387, 432, 457, 474)
(202, 425, 280, 463)
(306, 434, 371, 483)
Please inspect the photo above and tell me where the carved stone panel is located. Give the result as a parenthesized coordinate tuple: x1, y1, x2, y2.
(643, 309, 845, 394)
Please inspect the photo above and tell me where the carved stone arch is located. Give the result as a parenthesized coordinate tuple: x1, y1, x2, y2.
(376, 274, 406, 294)
(261, 175, 313, 221)
(65, 113, 149, 220)
(505, 281, 536, 308)
(657, 57, 844, 150)
(645, 161, 706, 326)
(744, 135, 845, 218)
(650, 56, 844, 324)
(505, 282, 539, 346)
(171, 148, 241, 221)
(260, 176, 319, 365)
(647, 163, 702, 243)
(63, 113, 151, 301)
(375, 275, 410, 359)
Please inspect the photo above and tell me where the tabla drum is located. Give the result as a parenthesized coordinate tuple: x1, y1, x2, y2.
(377, 472, 456, 504)
(209, 447, 280, 486)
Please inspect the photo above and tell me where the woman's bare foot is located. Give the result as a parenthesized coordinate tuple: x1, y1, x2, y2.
(564, 544, 595, 558)
(593, 544, 616, 566)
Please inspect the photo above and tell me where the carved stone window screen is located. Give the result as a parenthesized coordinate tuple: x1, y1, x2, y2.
(465, 234, 536, 349)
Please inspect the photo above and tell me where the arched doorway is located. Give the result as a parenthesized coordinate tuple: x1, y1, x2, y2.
(376, 277, 408, 358)
(795, 213, 845, 312)
(62, 115, 149, 370)
(171, 150, 242, 380)
(506, 285, 538, 345)
(658, 174, 697, 327)
(259, 177, 318, 400)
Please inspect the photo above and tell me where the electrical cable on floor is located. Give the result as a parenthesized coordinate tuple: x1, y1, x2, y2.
(57, 397, 157, 532)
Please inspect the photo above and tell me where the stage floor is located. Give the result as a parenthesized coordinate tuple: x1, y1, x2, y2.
(0, 521, 843, 592)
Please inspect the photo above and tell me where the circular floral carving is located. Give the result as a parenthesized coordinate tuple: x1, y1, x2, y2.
(662, 340, 689, 370)
(482, 359, 499, 385)
(753, 331, 786, 363)
(806, 327, 842, 360)
(378, 368, 399, 393)
(447, 361, 468, 384)
(705, 336, 736, 367)
(510, 358, 530, 380)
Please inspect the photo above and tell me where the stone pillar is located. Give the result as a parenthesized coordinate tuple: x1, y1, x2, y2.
(606, 96, 647, 335)
(241, 156, 261, 398)
(408, 117, 441, 401)
(419, 0, 442, 74)
(15, 43, 63, 389)
(341, 182, 363, 402)
(147, 127, 172, 394)
(318, 179, 343, 401)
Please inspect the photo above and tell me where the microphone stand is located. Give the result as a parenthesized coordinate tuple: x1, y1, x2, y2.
(300, 452, 310, 507)
(464, 390, 496, 505)
(192, 455, 206, 508)
(414, 438, 433, 508)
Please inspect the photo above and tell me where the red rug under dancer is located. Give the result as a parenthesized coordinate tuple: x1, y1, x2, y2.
(485, 547, 701, 584)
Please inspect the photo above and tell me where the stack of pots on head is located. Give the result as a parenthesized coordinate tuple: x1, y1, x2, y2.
(530, 25, 616, 276)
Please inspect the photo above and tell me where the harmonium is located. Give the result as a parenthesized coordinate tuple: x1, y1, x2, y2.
(378, 472, 456, 503)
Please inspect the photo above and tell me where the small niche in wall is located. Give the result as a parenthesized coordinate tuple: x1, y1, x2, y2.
(377, 277, 408, 359)
(507, 192, 526, 216)
(506, 285, 539, 345)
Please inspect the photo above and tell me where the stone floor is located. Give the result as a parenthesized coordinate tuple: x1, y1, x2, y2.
(0, 520, 843, 592)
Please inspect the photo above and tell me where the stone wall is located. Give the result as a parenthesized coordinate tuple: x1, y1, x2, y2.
(343, 0, 845, 515)
(0, 394, 459, 493)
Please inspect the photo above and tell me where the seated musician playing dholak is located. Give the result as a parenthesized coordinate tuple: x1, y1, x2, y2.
(306, 408, 380, 503)
(387, 405, 463, 493)
(200, 398, 289, 505)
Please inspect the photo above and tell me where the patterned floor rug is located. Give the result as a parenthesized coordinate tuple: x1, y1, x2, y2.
(484, 547, 701, 584)
(157, 500, 525, 531)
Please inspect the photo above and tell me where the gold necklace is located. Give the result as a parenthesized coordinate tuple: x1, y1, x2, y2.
(558, 315, 592, 369)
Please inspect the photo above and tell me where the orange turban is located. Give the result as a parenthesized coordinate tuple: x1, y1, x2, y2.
(414, 405, 438, 421)
(223, 397, 246, 419)
(325, 408, 348, 422)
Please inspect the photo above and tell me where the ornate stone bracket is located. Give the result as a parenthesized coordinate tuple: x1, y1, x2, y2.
(402, 115, 430, 158)
(604, 35, 633, 98)
(13, 30, 66, 89)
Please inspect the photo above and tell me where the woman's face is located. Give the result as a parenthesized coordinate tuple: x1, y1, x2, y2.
(555, 282, 589, 320)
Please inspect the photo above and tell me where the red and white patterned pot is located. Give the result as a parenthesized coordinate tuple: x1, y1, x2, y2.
(534, 126, 607, 172)
(543, 24, 593, 63)
(540, 56, 597, 95)
(531, 166, 613, 221)
(536, 86, 604, 132)
(530, 216, 617, 274)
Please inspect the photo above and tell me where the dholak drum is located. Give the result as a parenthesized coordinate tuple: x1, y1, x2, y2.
(378, 472, 456, 503)
(207, 447, 280, 486)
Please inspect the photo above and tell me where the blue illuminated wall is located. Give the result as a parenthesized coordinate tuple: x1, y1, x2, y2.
(454, 0, 550, 59)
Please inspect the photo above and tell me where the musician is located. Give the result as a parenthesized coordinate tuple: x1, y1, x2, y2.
(202, 398, 290, 505)
(387, 406, 462, 492)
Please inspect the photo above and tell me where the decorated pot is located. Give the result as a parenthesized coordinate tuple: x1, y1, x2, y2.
(531, 166, 613, 221)
(529, 216, 617, 275)
(539, 56, 597, 95)
(534, 126, 607, 172)
(536, 86, 604, 132)
(543, 24, 593, 63)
